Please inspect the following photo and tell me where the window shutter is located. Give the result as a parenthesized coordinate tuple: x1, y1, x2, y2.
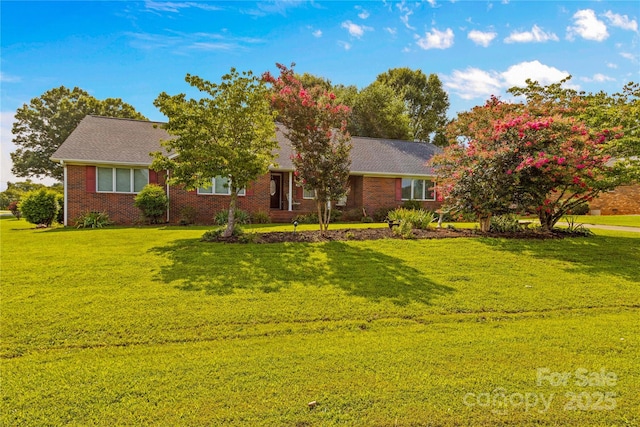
(245, 182, 255, 197)
(149, 170, 158, 184)
(296, 186, 303, 199)
(395, 178, 402, 201)
(86, 166, 96, 193)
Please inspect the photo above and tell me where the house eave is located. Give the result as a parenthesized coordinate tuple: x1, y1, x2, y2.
(50, 158, 153, 168)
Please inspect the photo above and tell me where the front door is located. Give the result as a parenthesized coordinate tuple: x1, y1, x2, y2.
(270, 174, 282, 209)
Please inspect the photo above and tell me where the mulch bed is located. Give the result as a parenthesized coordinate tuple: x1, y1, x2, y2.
(213, 227, 575, 244)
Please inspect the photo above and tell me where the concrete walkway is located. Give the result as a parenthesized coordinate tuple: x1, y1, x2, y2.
(555, 222, 640, 233)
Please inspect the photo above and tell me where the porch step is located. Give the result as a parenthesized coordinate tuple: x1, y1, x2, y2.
(269, 210, 300, 223)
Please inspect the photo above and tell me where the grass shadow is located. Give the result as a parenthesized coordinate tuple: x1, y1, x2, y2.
(150, 239, 453, 306)
(477, 234, 640, 283)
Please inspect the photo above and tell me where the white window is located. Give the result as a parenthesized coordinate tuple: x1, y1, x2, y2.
(97, 167, 149, 193)
(198, 176, 245, 196)
(302, 188, 315, 199)
(401, 178, 436, 201)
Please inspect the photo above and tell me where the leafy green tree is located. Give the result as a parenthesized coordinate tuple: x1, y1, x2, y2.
(349, 82, 412, 140)
(152, 68, 277, 238)
(376, 68, 450, 144)
(18, 188, 59, 226)
(11, 86, 146, 181)
(0, 180, 47, 209)
(264, 63, 351, 232)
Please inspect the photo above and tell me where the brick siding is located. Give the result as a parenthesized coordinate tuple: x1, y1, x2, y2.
(589, 184, 640, 215)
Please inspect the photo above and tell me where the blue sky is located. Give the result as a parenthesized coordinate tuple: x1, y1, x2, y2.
(1, 0, 639, 188)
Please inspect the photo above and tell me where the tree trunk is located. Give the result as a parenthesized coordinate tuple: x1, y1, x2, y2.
(223, 191, 238, 238)
(479, 215, 491, 232)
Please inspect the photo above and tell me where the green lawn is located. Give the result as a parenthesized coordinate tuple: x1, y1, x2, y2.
(2, 218, 639, 426)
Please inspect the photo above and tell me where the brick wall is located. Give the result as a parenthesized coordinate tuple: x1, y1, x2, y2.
(361, 176, 441, 217)
(66, 164, 154, 224)
(169, 174, 272, 224)
(589, 184, 640, 215)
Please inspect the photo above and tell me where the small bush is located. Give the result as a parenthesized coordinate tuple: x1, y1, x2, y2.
(341, 208, 364, 222)
(402, 200, 422, 210)
(7, 201, 21, 219)
(134, 184, 168, 224)
(214, 209, 250, 226)
(74, 211, 112, 229)
(361, 216, 373, 223)
(251, 210, 271, 224)
(387, 208, 436, 230)
(393, 220, 415, 239)
(201, 226, 244, 242)
(489, 215, 523, 233)
(372, 206, 397, 222)
(18, 188, 59, 226)
(178, 206, 197, 225)
(292, 212, 317, 224)
(569, 202, 590, 215)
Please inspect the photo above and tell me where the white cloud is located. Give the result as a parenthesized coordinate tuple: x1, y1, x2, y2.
(581, 73, 615, 83)
(144, 1, 221, 13)
(127, 31, 263, 52)
(416, 28, 455, 50)
(312, 29, 322, 38)
(442, 67, 502, 100)
(341, 20, 372, 38)
(501, 60, 570, 87)
(385, 27, 397, 36)
(620, 52, 638, 62)
(427, 0, 437, 7)
(567, 9, 608, 41)
(355, 6, 370, 20)
(0, 72, 21, 83)
(443, 60, 570, 100)
(603, 11, 638, 31)
(504, 25, 559, 43)
(467, 30, 497, 47)
(338, 41, 352, 51)
(606, 62, 618, 69)
(396, 1, 416, 30)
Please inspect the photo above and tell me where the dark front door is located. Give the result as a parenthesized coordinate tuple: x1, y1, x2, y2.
(270, 174, 282, 209)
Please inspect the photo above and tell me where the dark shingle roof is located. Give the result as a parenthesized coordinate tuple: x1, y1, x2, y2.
(51, 115, 171, 165)
(52, 116, 440, 176)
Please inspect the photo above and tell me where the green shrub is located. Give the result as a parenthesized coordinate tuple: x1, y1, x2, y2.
(251, 210, 271, 224)
(361, 216, 373, 223)
(7, 201, 21, 219)
(387, 208, 436, 230)
(214, 209, 250, 226)
(402, 200, 422, 210)
(372, 206, 397, 222)
(201, 226, 244, 242)
(489, 214, 522, 233)
(134, 184, 168, 224)
(292, 212, 317, 224)
(393, 220, 415, 239)
(18, 188, 59, 226)
(178, 206, 197, 225)
(56, 194, 64, 224)
(569, 202, 590, 215)
(341, 208, 364, 222)
(74, 211, 112, 229)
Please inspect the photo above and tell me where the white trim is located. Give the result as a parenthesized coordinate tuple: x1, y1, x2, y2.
(354, 171, 437, 178)
(63, 162, 68, 226)
(166, 170, 170, 223)
(197, 176, 245, 196)
(400, 177, 437, 201)
(288, 172, 293, 211)
(96, 166, 149, 194)
(50, 159, 153, 168)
